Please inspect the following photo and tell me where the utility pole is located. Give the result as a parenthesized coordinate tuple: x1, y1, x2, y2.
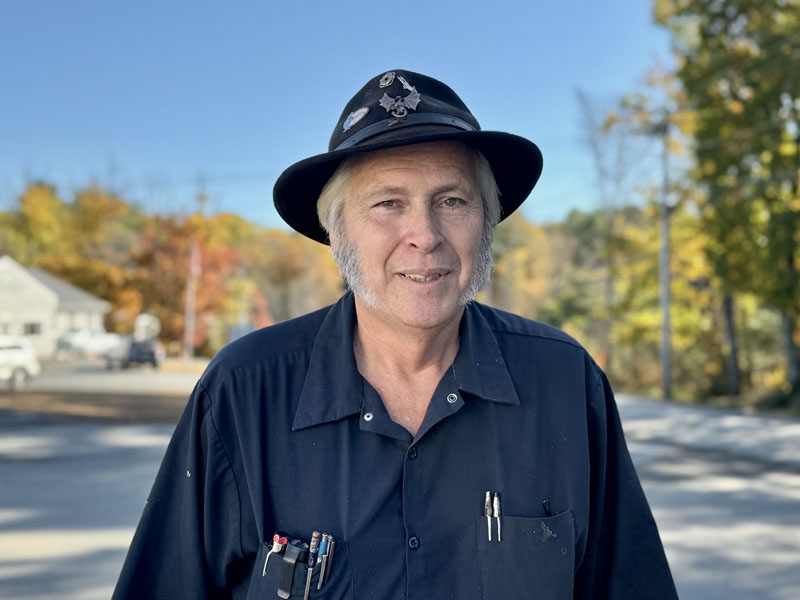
(183, 186, 207, 360)
(651, 115, 672, 400)
(183, 236, 200, 360)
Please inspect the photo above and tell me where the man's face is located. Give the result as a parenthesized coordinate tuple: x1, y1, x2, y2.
(330, 140, 490, 332)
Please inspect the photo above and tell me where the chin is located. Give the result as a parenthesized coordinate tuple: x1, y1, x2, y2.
(387, 297, 464, 331)
(348, 267, 472, 331)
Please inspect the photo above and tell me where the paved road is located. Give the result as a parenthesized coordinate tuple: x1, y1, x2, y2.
(27, 359, 204, 397)
(0, 383, 798, 598)
(0, 410, 173, 600)
(618, 396, 800, 600)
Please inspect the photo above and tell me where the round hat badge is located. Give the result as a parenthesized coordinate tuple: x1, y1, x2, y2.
(379, 71, 395, 88)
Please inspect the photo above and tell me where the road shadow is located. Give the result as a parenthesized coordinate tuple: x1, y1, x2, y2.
(0, 409, 173, 599)
(630, 439, 800, 600)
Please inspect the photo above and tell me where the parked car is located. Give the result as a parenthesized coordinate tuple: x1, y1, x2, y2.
(56, 329, 121, 359)
(105, 336, 166, 370)
(0, 336, 41, 391)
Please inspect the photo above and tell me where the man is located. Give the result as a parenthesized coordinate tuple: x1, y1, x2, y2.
(114, 70, 677, 599)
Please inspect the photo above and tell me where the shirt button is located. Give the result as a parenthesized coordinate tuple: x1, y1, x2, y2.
(447, 393, 458, 404)
(363, 412, 374, 422)
(408, 536, 420, 550)
(407, 446, 418, 460)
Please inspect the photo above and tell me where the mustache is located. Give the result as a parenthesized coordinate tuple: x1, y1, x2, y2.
(329, 219, 494, 308)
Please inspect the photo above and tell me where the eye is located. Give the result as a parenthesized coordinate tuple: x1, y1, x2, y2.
(374, 199, 398, 208)
(441, 196, 465, 208)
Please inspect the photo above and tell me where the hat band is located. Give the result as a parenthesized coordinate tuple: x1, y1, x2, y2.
(334, 113, 477, 151)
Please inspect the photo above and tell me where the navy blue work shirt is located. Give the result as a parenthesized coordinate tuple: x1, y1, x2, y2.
(113, 293, 677, 599)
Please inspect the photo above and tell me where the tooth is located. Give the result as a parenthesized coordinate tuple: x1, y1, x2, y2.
(406, 273, 441, 282)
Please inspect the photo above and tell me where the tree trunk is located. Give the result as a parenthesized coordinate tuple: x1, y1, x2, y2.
(779, 310, 800, 392)
(721, 294, 741, 396)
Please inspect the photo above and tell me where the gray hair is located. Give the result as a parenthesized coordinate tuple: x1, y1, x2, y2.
(319, 143, 499, 307)
(317, 143, 502, 239)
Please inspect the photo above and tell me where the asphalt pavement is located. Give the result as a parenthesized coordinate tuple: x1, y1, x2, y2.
(617, 396, 800, 600)
(0, 410, 172, 600)
(0, 362, 798, 599)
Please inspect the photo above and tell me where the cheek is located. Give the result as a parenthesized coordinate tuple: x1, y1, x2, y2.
(450, 221, 484, 259)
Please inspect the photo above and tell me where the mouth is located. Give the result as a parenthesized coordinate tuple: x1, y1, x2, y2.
(399, 272, 446, 283)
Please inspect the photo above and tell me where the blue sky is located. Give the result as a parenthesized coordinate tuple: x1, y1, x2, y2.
(0, 0, 673, 229)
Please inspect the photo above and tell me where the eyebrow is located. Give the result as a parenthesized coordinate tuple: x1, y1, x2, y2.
(361, 186, 407, 198)
(361, 183, 474, 199)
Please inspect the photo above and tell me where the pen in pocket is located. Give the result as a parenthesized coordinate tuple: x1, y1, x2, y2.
(263, 532, 289, 576)
(303, 531, 320, 600)
(493, 493, 501, 542)
(483, 491, 502, 542)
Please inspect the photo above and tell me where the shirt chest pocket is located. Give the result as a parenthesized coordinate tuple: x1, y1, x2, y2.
(248, 539, 355, 599)
(476, 511, 575, 600)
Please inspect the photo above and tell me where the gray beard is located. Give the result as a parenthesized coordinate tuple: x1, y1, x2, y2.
(330, 224, 494, 310)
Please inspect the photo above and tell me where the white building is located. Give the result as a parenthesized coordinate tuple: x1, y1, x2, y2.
(0, 255, 111, 358)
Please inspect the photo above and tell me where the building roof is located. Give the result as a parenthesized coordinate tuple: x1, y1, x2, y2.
(24, 265, 111, 312)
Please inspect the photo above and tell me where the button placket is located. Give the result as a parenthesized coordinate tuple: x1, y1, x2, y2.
(402, 436, 426, 599)
(402, 372, 460, 599)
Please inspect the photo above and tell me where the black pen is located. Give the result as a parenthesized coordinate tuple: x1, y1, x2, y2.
(303, 531, 321, 600)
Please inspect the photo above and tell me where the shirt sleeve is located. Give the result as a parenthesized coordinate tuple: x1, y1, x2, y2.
(574, 365, 679, 599)
(112, 383, 249, 599)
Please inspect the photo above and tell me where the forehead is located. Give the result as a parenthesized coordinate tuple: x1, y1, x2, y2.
(347, 141, 478, 193)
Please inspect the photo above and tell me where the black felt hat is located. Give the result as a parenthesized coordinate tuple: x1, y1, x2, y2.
(273, 69, 543, 244)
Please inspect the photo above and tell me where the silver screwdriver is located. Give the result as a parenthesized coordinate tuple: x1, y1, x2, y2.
(323, 538, 335, 584)
(484, 491, 492, 541)
(493, 492, 501, 542)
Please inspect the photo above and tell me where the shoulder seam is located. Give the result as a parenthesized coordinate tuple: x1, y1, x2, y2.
(490, 326, 587, 351)
(588, 360, 605, 399)
(198, 383, 246, 559)
(203, 349, 312, 387)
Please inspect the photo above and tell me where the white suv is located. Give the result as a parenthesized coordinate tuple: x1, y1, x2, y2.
(0, 336, 41, 391)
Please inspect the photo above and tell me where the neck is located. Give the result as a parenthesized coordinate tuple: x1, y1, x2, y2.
(352, 297, 463, 378)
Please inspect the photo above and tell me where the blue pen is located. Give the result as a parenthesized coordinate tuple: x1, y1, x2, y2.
(316, 534, 330, 590)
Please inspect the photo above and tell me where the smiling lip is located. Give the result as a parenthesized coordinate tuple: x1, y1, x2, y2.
(399, 271, 448, 283)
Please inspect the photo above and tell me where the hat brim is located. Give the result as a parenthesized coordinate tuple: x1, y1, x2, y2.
(273, 128, 543, 245)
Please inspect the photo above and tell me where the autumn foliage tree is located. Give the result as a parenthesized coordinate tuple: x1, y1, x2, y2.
(0, 171, 791, 404)
(655, 0, 800, 399)
(0, 182, 342, 356)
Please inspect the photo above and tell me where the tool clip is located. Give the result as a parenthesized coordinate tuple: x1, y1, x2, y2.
(277, 539, 309, 599)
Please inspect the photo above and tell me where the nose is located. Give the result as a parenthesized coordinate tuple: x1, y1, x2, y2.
(403, 204, 442, 252)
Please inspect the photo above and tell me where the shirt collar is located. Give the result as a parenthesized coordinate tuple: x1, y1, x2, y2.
(452, 302, 520, 406)
(292, 293, 363, 431)
(292, 294, 519, 431)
